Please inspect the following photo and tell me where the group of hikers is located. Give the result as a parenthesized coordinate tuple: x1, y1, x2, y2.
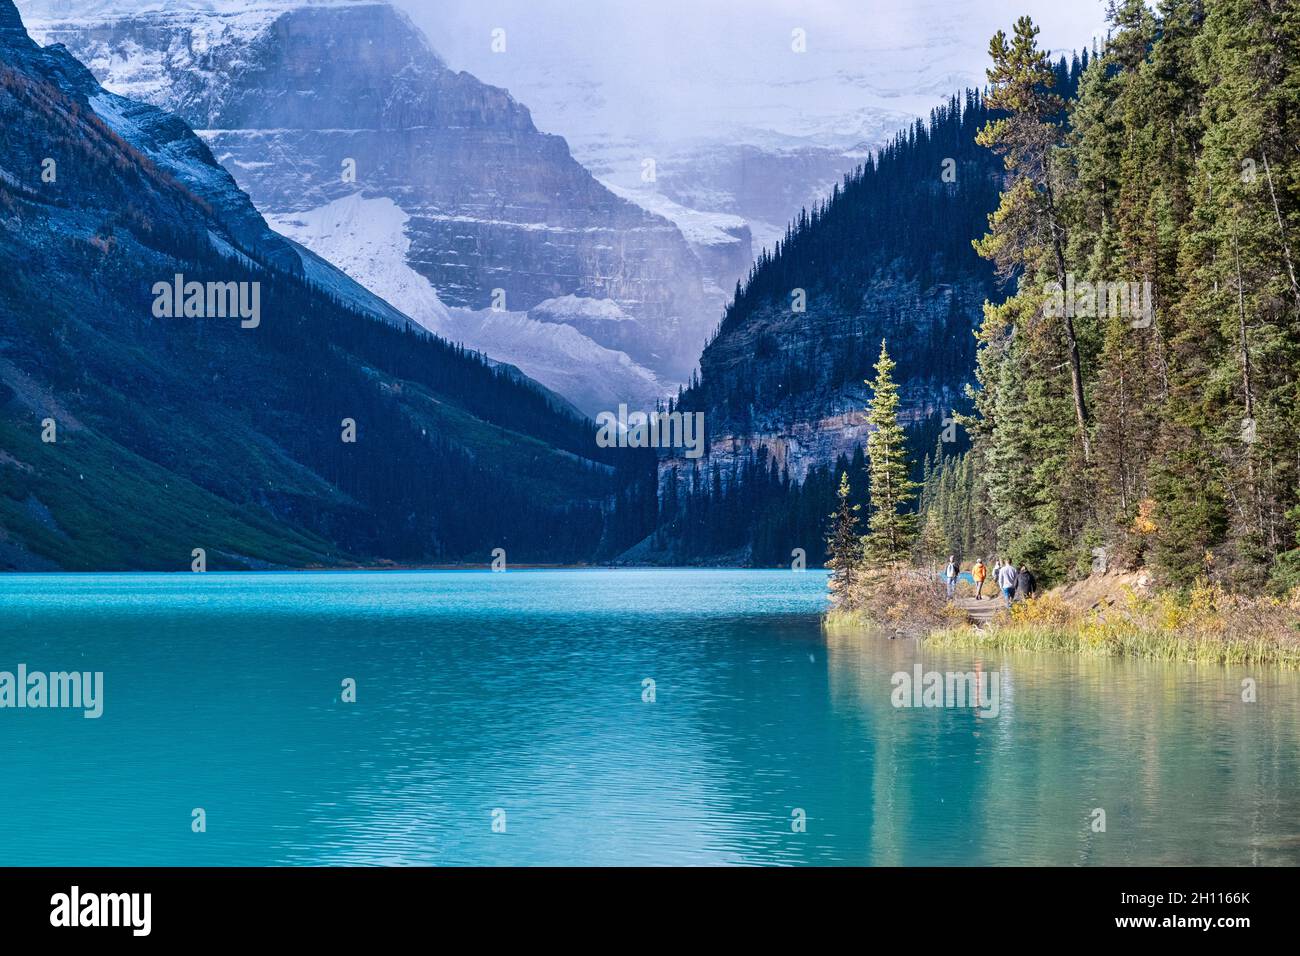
(944, 555, 1036, 606)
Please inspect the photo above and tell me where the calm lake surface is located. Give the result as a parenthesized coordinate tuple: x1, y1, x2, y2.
(0, 569, 1296, 866)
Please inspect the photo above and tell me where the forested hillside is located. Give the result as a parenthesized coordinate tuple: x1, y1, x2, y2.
(0, 0, 654, 570)
(686, 88, 1004, 429)
(646, 57, 1086, 565)
(926, 0, 1300, 593)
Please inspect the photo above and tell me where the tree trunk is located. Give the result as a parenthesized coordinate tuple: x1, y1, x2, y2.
(1045, 179, 1092, 462)
(1261, 155, 1300, 311)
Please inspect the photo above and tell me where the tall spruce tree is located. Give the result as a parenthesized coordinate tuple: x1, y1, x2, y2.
(864, 341, 919, 561)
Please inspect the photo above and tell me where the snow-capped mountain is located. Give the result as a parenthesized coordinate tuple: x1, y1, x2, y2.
(18, 0, 717, 414)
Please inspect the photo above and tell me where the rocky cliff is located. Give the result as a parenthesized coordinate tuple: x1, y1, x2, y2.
(22, 0, 719, 394)
(673, 271, 986, 489)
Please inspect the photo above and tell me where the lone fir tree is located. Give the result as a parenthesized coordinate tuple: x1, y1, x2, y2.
(864, 340, 919, 562)
(825, 471, 863, 596)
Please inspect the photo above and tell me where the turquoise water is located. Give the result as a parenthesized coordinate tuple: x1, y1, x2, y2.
(0, 569, 1296, 866)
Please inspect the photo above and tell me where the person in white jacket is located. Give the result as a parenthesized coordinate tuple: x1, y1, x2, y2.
(996, 559, 1018, 606)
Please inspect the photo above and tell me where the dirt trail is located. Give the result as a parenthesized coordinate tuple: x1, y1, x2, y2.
(953, 596, 1006, 627)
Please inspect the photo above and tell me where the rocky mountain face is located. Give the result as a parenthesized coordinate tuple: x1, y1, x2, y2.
(642, 93, 1005, 562)
(680, 272, 988, 488)
(395, 0, 1104, 401)
(0, 0, 642, 570)
(20, 0, 720, 408)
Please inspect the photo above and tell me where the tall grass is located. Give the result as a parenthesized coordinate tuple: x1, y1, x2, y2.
(924, 584, 1300, 668)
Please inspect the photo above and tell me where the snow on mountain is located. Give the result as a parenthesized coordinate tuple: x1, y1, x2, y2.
(265, 195, 452, 336)
(402, 0, 1104, 153)
(443, 307, 665, 419)
(531, 295, 634, 324)
(15, 0, 326, 100)
(17, 0, 1109, 410)
(266, 194, 663, 416)
(601, 182, 753, 297)
(19, 0, 720, 411)
(602, 182, 748, 249)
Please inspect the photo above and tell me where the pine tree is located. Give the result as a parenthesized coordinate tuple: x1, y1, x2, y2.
(975, 15, 1093, 462)
(863, 341, 919, 561)
(825, 471, 863, 596)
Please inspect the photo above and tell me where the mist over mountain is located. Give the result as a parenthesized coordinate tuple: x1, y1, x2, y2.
(403, 0, 1107, 261)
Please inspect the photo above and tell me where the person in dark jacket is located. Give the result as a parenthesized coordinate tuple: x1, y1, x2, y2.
(1013, 565, 1036, 602)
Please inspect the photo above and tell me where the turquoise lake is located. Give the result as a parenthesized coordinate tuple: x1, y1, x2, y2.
(0, 569, 1296, 866)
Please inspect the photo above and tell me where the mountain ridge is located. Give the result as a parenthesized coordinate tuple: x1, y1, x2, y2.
(1, 0, 652, 570)
(21, 0, 723, 406)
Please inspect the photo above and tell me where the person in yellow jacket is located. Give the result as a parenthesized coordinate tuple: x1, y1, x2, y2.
(973, 558, 988, 600)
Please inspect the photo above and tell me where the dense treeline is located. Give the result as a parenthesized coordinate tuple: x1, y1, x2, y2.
(968, 1, 1300, 593)
(718, 90, 996, 325)
(653, 449, 844, 565)
(918, 446, 997, 564)
(652, 407, 962, 566)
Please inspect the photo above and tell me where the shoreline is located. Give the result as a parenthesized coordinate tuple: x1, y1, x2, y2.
(920, 619, 1300, 669)
(825, 572, 1300, 669)
(0, 564, 830, 575)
